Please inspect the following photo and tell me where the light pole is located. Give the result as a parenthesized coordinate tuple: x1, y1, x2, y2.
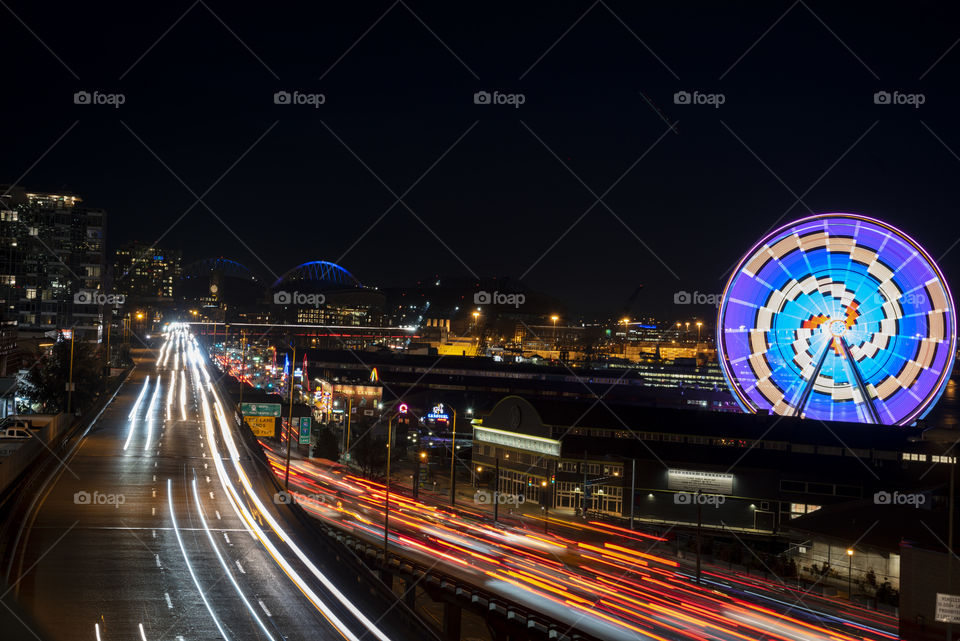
(696, 321, 702, 342)
(696, 488, 703, 585)
(384, 414, 394, 557)
(66, 330, 75, 415)
(541, 480, 549, 533)
(284, 344, 296, 490)
(847, 548, 854, 598)
(449, 407, 457, 506)
(550, 315, 559, 346)
(414, 450, 426, 500)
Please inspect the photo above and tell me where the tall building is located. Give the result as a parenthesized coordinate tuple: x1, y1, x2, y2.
(113, 241, 182, 302)
(0, 185, 106, 339)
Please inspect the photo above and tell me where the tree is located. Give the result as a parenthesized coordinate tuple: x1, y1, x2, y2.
(352, 435, 387, 476)
(312, 428, 340, 460)
(21, 332, 103, 414)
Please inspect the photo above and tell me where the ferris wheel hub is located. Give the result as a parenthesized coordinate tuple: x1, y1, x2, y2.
(828, 320, 847, 337)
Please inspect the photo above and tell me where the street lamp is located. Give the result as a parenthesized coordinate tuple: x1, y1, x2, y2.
(414, 450, 427, 500)
(696, 321, 702, 342)
(847, 548, 854, 598)
(551, 315, 559, 346)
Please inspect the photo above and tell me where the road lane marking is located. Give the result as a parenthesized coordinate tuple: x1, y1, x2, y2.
(223, 532, 231, 545)
(155, 554, 161, 568)
(235, 560, 245, 574)
(258, 599, 272, 617)
(164, 592, 173, 609)
(215, 510, 222, 520)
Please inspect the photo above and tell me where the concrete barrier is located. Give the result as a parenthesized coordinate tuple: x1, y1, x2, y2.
(0, 414, 68, 496)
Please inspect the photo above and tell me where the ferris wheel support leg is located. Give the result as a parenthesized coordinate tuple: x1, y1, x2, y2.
(792, 341, 831, 418)
(838, 337, 881, 424)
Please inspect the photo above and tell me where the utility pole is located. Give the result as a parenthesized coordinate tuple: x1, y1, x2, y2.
(284, 344, 295, 490)
(449, 408, 457, 506)
(629, 458, 636, 530)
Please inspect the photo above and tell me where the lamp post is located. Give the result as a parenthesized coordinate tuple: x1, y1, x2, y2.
(284, 344, 296, 490)
(541, 480, 549, 533)
(550, 315, 559, 346)
(494, 455, 500, 522)
(384, 414, 394, 557)
(449, 407, 457, 506)
(696, 488, 703, 585)
(846, 548, 854, 598)
(66, 330, 75, 415)
(414, 450, 426, 500)
(696, 321, 702, 342)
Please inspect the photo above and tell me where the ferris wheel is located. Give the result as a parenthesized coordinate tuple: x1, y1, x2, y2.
(717, 213, 956, 425)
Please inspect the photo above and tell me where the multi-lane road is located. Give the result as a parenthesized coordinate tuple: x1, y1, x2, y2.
(3, 326, 415, 641)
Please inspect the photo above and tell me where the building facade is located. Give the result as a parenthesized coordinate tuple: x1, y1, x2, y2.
(113, 241, 182, 302)
(0, 186, 106, 339)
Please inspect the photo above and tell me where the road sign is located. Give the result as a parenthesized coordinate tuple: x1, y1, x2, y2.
(299, 417, 311, 445)
(936, 593, 960, 623)
(245, 416, 276, 438)
(241, 402, 281, 417)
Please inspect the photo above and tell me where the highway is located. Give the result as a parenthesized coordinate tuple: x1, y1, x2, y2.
(3, 326, 411, 641)
(265, 429, 901, 641)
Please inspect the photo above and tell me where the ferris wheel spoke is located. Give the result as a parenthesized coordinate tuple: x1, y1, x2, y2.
(838, 336, 881, 424)
(791, 339, 831, 418)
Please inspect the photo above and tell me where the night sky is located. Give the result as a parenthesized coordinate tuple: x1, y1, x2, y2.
(5, 1, 960, 317)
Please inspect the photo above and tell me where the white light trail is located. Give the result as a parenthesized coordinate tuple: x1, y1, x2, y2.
(191, 477, 275, 640)
(143, 379, 161, 452)
(167, 478, 231, 641)
(193, 355, 392, 641)
(124, 376, 151, 451)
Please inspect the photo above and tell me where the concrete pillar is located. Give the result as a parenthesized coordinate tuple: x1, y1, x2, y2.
(403, 578, 416, 608)
(442, 602, 461, 641)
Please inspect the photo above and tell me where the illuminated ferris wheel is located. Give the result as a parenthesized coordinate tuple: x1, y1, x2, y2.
(717, 213, 956, 425)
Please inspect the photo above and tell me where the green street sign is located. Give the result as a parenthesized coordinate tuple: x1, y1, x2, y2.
(241, 402, 282, 417)
(299, 417, 312, 445)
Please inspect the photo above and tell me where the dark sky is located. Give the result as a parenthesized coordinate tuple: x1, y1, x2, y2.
(5, 1, 960, 318)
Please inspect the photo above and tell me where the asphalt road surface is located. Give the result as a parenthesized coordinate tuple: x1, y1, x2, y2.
(4, 328, 400, 641)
